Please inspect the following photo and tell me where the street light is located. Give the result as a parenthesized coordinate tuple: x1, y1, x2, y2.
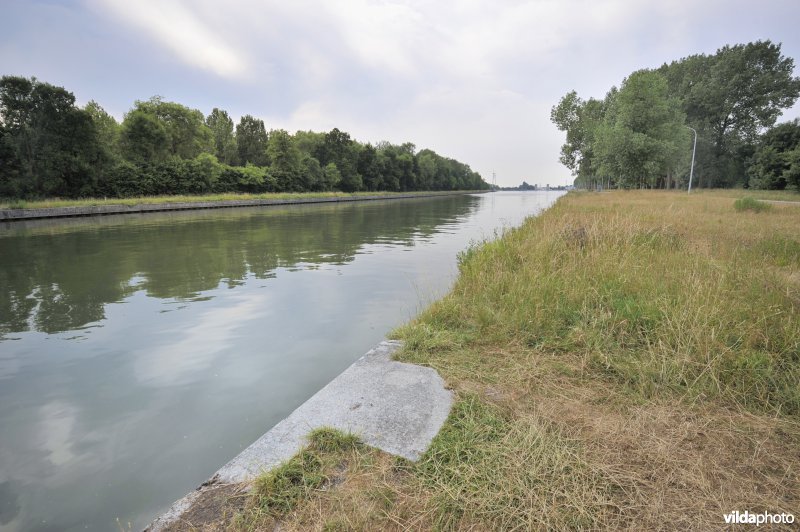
(686, 126, 697, 194)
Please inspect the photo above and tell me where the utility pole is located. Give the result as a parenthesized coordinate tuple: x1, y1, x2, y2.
(492, 171, 497, 190)
(686, 126, 697, 194)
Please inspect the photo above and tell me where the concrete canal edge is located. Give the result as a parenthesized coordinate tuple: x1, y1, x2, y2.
(0, 191, 485, 221)
(146, 340, 453, 531)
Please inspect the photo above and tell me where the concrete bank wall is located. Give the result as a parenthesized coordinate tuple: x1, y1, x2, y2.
(0, 191, 483, 222)
(147, 340, 453, 531)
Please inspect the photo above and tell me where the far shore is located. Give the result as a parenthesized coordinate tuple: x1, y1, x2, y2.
(0, 190, 488, 222)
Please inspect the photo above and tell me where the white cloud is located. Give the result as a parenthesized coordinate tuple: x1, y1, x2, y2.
(90, 0, 249, 79)
(322, 1, 428, 77)
(133, 293, 270, 386)
(10, 0, 799, 186)
(37, 401, 78, 468)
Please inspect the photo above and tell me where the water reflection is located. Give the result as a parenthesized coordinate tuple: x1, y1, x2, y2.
(133, 291, 271, 386)
(0, 192, 563, 531)
(0, 196, 477, 337)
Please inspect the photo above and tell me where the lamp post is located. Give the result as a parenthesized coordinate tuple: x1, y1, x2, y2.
(686, 126, 697, 194)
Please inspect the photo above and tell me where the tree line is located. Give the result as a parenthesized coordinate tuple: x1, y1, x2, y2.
(0, 76, 489, 199)
(551, 40, 800, 190)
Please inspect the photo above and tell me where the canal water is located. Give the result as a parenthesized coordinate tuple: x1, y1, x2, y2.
(0, 191, 563, 531)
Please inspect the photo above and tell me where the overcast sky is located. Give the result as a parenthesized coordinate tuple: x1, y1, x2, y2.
(2, 0, 799, 186)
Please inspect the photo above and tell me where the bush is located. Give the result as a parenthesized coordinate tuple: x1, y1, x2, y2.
(99, 161, 144, 197)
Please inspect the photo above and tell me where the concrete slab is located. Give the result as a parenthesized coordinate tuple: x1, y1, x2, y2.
(147, 340, 453, 530)
(216, 340, 452, 481)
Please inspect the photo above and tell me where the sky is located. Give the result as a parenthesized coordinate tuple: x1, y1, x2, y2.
(1, 0, 800, 187)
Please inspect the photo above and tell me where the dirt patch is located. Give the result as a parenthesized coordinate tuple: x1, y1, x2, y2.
(159, 482, 250, 532)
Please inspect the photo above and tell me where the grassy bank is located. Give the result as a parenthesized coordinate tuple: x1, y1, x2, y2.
(169, 190, 799, 531)
(695, 188, 800, 202)
(0, 191, 460, 210)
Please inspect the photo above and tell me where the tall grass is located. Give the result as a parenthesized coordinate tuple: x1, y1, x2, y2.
(217, 190, 799, 531)
(699, 188, 800, 202)
(400, 191, 799, 415)
(734, 196, 773, 212)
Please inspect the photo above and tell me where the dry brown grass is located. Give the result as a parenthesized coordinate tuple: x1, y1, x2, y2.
(189, 190, 800, 530)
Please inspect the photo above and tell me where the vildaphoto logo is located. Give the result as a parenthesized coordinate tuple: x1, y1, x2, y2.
(723, 510, 795, 526)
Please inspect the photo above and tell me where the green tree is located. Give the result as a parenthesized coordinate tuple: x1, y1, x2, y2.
(132, 97, 213, 159)
(397, 142, 417, 191)
(0, 76, 104, 197)
(206, 108, 238, 165)
(267, 129, 302, 191)
(0, 75, 487, 198)
(84, 100, 120, 160)
(119, 109, 169, 164)
(300, 154, 324, 191)
(294, 130, 325, 159)
(357, 143, 382, 191)
(748, 119, 800, 189)
(416, 149, 437, 191)
(322, 162, 342, 191)
(190, 152, 224, 191)
(318, 128, 360, 190)
(660, 40, 800, 187)
(550, 91, 607, 187)
(594, 70, 687, 188)
(236, 115, 268, 166)
(0, 123, 22, 196)
(238, 163, 270, 192)
(550, 90, 585, 174)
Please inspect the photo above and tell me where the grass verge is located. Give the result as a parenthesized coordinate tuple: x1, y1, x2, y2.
(0, 191, 467, 210)
(193, 190, 800, 530)
(697, 188, 800, 202)
(734, 196, 773, 212)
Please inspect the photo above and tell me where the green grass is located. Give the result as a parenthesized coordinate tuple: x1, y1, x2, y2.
(220, 190, 799, 531)
(734, 196, 773, 212)
(399, 191, 799, 415)
(756, 235, 800, 267)
(0, 190, 469, 210)
(410, 395, 621, 530)
(699, 188, 800, 202)
(4, 199, 28, 209)
(234, 428, 363, 527)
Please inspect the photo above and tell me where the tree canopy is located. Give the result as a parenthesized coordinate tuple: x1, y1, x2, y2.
(0, 76, 105, 197)
(748, 118, 800, 190)
(0, 76, 489, 199)
(552, 40, 800, 190)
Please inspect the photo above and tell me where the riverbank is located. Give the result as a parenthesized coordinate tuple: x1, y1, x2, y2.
(0, 190, 484, 221)
(148, 340, 453, 531)
(171, 190, 799, 530)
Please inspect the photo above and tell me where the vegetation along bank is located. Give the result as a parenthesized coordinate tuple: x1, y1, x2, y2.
(0, 190, 483, 221)
(551, 40, 800, 191)
(0, 76, 490, 201)
(158, 190, 799, 530)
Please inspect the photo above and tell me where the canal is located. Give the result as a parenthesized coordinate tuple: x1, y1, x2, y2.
(0, 191, 563, 531)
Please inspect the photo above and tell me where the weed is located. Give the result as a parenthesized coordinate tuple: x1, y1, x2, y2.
(734, 196, 772, 212)
(248, 428, 360, 516)
(4, 199, 27, 209)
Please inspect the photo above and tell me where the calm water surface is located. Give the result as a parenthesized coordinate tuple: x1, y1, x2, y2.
(0, 191, 563, 531)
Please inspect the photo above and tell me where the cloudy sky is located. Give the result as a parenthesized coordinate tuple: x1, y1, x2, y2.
(2, 0, 799, 187)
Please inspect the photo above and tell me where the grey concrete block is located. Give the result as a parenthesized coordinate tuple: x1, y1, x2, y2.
(216, 340, 452, 482)
(148, 340, 453, 530)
